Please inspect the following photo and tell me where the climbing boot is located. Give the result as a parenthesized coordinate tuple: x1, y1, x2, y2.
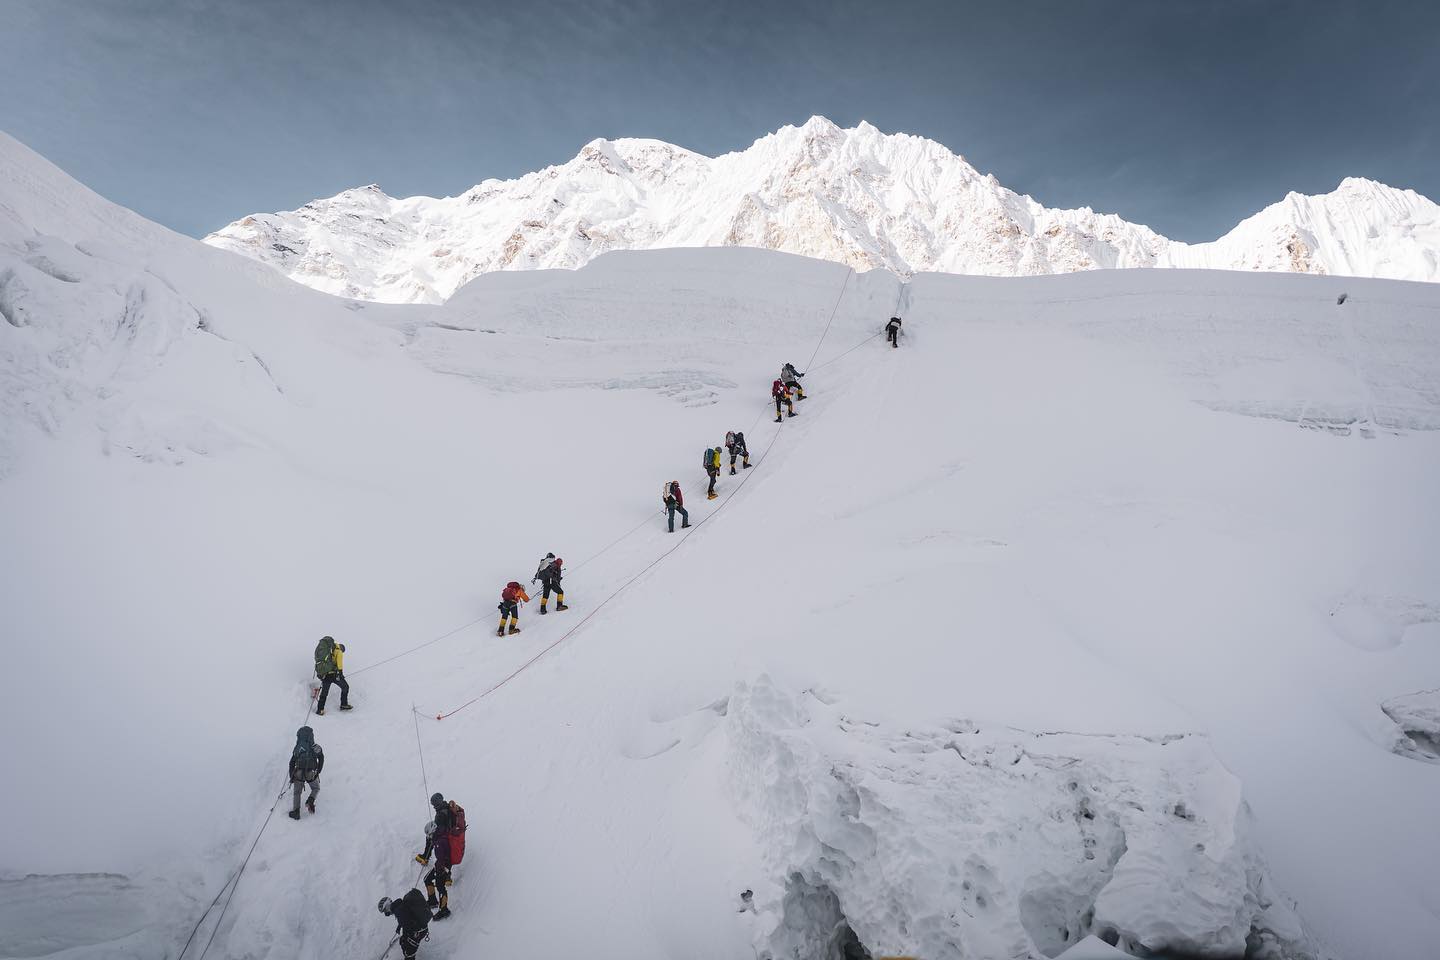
(743, 461, 752, 469)
(426, 888, 438, 908)
(774, 416, 782, 423)
(556, 602, 569, 611)
(681, 521, 691, 528)
(508, 624, 521, 635)
(434, 906, 452, 920)
(729, 467, 737, 475)
(538, 605, 548, 615)
(306, 796, 316, 814)
(315, 708, 325, 716)
(288, 810, 301, 820)
(339, 703, 352, 711)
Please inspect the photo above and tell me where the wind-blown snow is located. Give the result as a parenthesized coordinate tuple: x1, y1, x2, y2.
(4, 130, 1440, 960)
(203, 117, 1440, 304)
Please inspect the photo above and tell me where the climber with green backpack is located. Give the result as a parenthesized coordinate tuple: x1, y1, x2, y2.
(313, 635, 352, 715)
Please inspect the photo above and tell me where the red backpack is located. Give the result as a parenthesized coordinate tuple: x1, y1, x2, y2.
(772, 379, 785, 397)
(447, 800, 467, 865)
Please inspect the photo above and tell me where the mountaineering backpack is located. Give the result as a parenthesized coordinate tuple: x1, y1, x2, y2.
(399, 888, 430, 928)
(725, 431, 735, 448)
(291, 742, 321, 783)
(314, 637, 336, 678)
(447, 800, 467, 864)
(702, 448, 713, 470)
(662, 482, 673, 504)
(773, 379, 785, 396)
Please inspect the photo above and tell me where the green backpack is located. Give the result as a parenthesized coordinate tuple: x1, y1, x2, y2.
(314, 636, 337, 678)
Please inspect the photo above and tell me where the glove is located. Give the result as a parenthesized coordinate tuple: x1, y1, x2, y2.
(531, 578, 537, 585)
(415, 854, 429, 865)
(338, 643, 346, 652)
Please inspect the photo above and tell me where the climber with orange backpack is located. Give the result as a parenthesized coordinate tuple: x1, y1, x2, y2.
(498, 581, 530, 636)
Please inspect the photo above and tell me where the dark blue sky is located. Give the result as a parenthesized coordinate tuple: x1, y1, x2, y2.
(2, 0, 1436, 241)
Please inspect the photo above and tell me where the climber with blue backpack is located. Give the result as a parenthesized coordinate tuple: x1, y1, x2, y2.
(287, 726, 324, 820)
(703, 445, 723, 499)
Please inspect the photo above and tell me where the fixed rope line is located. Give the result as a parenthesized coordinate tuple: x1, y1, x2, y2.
(803, 266, 853, 372)
(568, 512, 655, 573)
(810, 331, 882, 371)
(411, 703, 431, 805)
(190, 785, 289, 960)
(350, 616, 488, 678)
(351, 266, 862, 686)
(432, 267, 860, 720)
(432, 425, 784, 721)
(176, 866, 239, 959)
(352, 504, 672, 681)
(180, 671, 323, 959)
(186, 265, 867, 955)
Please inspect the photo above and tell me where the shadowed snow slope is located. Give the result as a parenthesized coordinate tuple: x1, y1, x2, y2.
(203, 117, 1440, 304)
(4, 131, 1440, 960)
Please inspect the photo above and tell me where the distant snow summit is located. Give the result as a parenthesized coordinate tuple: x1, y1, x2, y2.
(205, 116, 1440, 303)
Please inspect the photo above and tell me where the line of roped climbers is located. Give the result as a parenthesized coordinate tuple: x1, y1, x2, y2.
(272, 311, 909, 960)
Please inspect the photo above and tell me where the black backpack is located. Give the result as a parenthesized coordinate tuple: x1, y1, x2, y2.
(397, 887, 431, 929)
(290, 742, 321, 782)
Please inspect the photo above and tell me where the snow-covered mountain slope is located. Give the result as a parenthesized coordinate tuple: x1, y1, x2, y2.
(203, 117, 1440, 303)
(5, 131, 1440, 960)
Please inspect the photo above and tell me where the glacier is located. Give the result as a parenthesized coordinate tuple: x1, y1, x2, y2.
(4, 129, 1440, 960)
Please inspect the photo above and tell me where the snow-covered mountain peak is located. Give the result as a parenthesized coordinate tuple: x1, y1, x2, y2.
(204, 119, 1440, 302)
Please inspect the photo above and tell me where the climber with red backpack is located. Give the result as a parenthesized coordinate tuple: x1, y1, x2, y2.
(498, 581, 530, 636)
(773, 379, 797, 422)
(415, 791, 467, 920)
(662, 480, 689, 533)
